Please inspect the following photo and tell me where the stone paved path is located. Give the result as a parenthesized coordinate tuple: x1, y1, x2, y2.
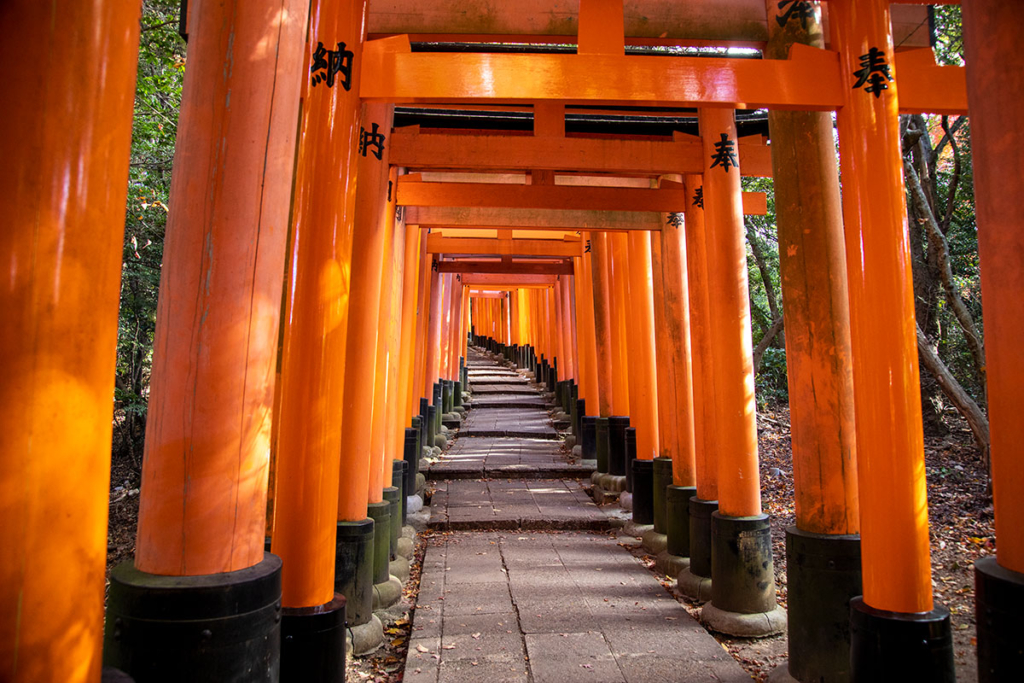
(408, 348, 752, 682)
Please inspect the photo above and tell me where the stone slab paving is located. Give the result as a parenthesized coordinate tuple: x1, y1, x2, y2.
(426, 438, 588, 480)
(468, 383, 539, 395)
(467, 393, 549, 409)
(459, 408, 558, 439)
(404, 532, 752, 683)
(428, 479, 608, 530)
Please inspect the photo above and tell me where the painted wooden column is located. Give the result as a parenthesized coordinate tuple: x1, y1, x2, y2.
(398, 227, 422, 430)
(1, 3, 140, 680)
(567, 275, 581, 387)
(608, 233, 632, 417)
(110, 0, 308, 678)
(962, 5, 1024, 677)
(576, 239, 601, 414)
(554, 278, 567, 381)
(268, 0, 369, 676)
(697, 108, 784, 635)
(764, 4, 862, 680)
(627, 231, 661, 461)
(413, 238, 432, 403)
(651, 232, 679, 462)
(423, 260, 444, 395)
(831, 1, 952, 677)
(338, 101, 394, 518)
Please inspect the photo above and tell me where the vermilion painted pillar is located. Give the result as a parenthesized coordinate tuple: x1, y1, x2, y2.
(413, 238, 432, 403)
(110, 1, 308, 678)
(651, 233, 679, 463)
(576, 242, 601, 413)
(765, 4, 862, 680)
(398, 228, 422, 431)
(697, 108, 783, 635)
(962, 5, 1024, 677)
(831, 1, 952, 676)
(1, 3, 140, 680)
(626, 231, 661, 461)
(554, 278, 567, 381)
(338, 103, 394, 520)
(608, 233, 632, 417)
(423, 261, 443, 395)
(268, 0, 369, 677)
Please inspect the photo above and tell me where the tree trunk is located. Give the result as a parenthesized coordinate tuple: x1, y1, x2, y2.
(753, 315, 785, 374)
(916, 323, 990, 464)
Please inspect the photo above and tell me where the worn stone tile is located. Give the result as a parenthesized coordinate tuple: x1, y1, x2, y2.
(404, 636, 441, 683)
(525, 632, 625, 683)
(442, 581, 514, 616)
(438, 659, 530, 683)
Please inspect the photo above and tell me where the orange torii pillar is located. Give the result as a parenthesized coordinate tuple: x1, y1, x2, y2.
(765, 4, 862, 681)
(552, 278, 570, 418)
(605, 233, 632, 488)
(694, 108, 785, 636)
(337, 102, 395, 653)
(104, 2, 307, 679)
(423, 265, 445, 450)
(1, 4, 139, 681)
(963, 4, 1024, 678)
(411, 235, 433, 468)
(396, 226, 423, 511)
(626, 229, 661, 525)
(447, 278, 466, 412)
(369, 169, 405, 609)
(436, 272, 453, 429)
(268, 0, 370, 678)
(678, 173, 720, 602)
(656, 190, 699, 571)
(590, 232, 616, 478)
(562, 274, 583, 441)
(650, 226, 680, 501)
(832, 1, 954, 677)
(575, 237, 602, 465)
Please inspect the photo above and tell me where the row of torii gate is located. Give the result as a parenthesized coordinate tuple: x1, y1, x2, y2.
(2, 1, 1022, 682)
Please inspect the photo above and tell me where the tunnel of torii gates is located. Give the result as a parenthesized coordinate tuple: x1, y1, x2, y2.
(3, 0, 1024, 682)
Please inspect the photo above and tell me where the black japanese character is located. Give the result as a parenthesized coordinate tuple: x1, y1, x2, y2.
(710, 134, 739, 173)
(667, 213, 683, 229)
(776, 1, 814, 30)
(359, 123, 386, 160)
(432, 258, 438, 272)
(693, 186, 704, 209)
(585, 240, 592, 253)
(310, 41, 354, 90)
(852, 47, 893, 98)
(395, 206, 404, 222)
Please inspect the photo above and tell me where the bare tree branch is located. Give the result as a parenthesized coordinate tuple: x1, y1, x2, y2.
(753, 315, 785, 374)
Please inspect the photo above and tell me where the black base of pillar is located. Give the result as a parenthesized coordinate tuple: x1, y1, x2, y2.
(976, 556, 1024, 682)
(850, 597, 954, 683)
(395, 459, 410, 525)
(595, 417, 610, 473)
(383, 485, 401, 559)
(624, 427, 637, 492)
(104, 554, 282, 683)
(582, 416, 597, 462)
(785, 527, 862, 683)
(688, 497, 718, 578)
(666, 485, 696, 557)
(454, 380, 463, 407)
(335, 519, 375, 626)
(632, 458, 654, 524)
(281, 594, 346, 683)
(426, 405, 437, 447)
(366, 501, 391, 585)
(608, 416, 629, 477)
(652, 457, 673, 534)
(711, 512, 776, 614)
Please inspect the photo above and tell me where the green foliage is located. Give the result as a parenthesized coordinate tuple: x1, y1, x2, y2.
(756, 348, 789, 408)
(114, 1, 186, 459)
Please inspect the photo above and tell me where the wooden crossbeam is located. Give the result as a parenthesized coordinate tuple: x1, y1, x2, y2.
(428, 234, 583, 257)
(463, 273, 559, 287)
(438, 260, 574, 275)
(367, 1, 933, 49)
(399, 179, 690, 212)
(389, 134, 773, 177)
(362, 41, 965, 114)
(408, 193, 766, 232)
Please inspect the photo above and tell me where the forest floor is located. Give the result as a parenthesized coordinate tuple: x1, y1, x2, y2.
(104, 405, 993, 682)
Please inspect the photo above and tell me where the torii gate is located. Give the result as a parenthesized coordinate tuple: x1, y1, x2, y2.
(3, 2, 1022, 683)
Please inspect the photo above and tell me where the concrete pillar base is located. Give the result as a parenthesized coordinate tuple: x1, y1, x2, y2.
(710, 513, 779, 616)
(383, 485, 401, 557)
(334, 519, 376, 627)
(619, 491, 633, 512)
(280, 594, 347, 683)
(597, 473, 627, 492)
(654, 550, 690, 576)
(850, 597, 954, 682)
(641, 529, 668, 555)
(766, 662, 799, 683)
(103, 554, 283, 682)
(372, 575, 403, 610)
(397, 535, 415, 559)
(688, 497, 718, 578)
(677, 567, 713, 603)
(433, 434, 448, 449)
(702, 602, 787, 638)
(571, 444, 583, 459)
(666, 485, 696, 558)
(976, 556, 1024, 681)
(608, 416, 630, 477)
(595, 417, 610, 473)
(631, 458, 654, 524)
(389, 555, 411, 582)
(406, 495, 424, 517)
(348, 614, 384, 656)
(366, 502, 392, 585)
(652, 458, 673, 534)
(621, 519, 653, 539)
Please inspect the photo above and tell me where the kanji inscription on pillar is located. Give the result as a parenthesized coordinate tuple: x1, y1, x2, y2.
(692, 186, 704, 209)
(310, 41, 354, 90)
(359, 123, 386, 160)
(775, 1, 814, 29)
(585, 240, 592, 253)
(709, 134, 739, 173)
(852, 47, 894, 98)
(667, 213, 683, 229)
